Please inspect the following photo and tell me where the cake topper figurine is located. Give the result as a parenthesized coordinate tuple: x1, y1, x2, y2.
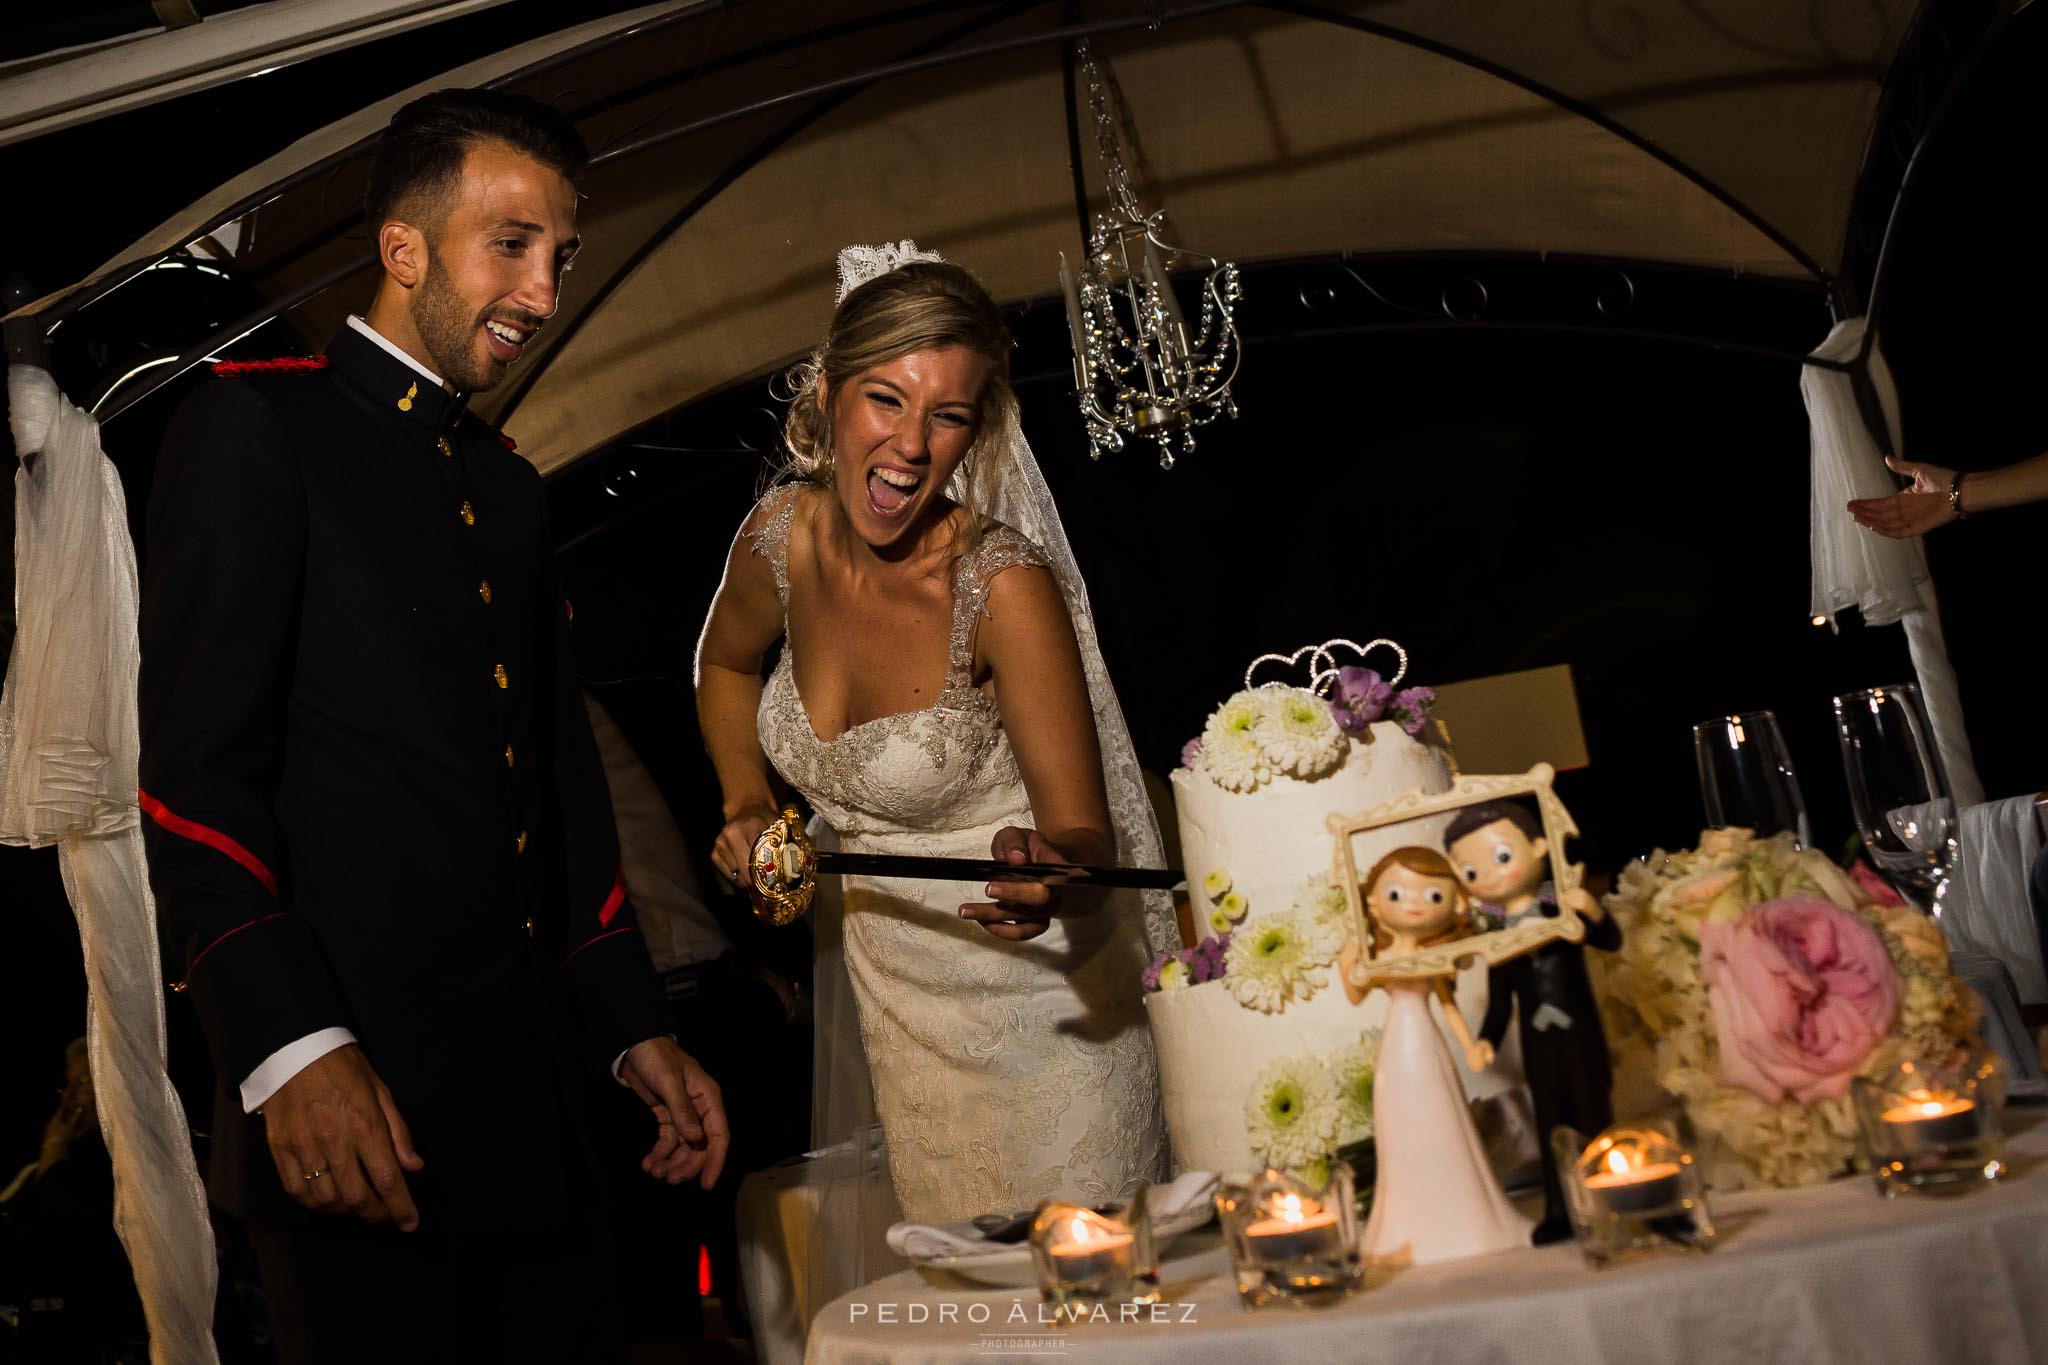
(1338, 847, 1530, 1264)
(1447, 800, 1622, 1245)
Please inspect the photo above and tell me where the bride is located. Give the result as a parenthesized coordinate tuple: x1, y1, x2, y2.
(694, 244, 1172, 1252)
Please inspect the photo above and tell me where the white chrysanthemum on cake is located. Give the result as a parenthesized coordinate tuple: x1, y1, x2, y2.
(1244, 1055, 1342, 1172)
(1223, 906, 1344, 1013)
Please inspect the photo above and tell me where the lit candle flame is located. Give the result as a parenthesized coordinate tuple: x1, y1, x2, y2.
(1919, 1100, 1945, 1117)
(1276, 1193, 1304, 1225)
(1069, 1214, 1091, 1243)
(1605, 1148, 1632, 1176)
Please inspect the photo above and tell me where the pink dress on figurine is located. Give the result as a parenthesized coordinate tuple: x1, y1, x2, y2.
(1361, 979, 1531, 1264)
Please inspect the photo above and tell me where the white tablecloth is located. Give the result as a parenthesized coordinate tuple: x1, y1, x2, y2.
(805, 1118, 2048, 1364)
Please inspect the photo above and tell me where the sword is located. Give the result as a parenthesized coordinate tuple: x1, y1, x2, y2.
(746, 805, 1184, 925)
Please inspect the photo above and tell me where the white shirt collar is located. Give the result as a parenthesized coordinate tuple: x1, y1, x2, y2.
(347, 315, 444, 389)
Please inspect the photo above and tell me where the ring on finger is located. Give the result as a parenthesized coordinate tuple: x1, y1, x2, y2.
(304, 1168, 329, 1181)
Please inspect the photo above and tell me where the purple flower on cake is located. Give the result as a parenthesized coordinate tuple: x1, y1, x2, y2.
(1180, 736, 1204, 768)
(1197, 931, 1232, 979)
(1388, 686, 1437, 735)
(1328, 667, 1393, 734)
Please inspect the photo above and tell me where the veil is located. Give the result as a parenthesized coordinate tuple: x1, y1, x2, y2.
(794, 243, 1175, 1343)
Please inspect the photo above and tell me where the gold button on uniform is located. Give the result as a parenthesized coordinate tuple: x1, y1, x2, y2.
(459, 501, 475, 525)
(436, 436, 453, 458)
(493, 664, 509, 689)
(516, 830, 528, 854)
(478, 579, 492, 604)
(523, 914, 535, 937)
(504, 744, 515, 768)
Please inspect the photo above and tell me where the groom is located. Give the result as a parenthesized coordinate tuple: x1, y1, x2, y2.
(138, 89, 725, 1362)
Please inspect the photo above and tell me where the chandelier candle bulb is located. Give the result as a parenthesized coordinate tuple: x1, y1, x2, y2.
(1059, 252, 1091, 388)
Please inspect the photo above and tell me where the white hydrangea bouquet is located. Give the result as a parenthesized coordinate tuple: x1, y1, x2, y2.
(1596, 828, 1980, 1189)
(1243, 1031, 1381, 1185)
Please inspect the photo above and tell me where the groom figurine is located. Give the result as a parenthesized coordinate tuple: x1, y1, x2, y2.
(1446, 801, 1619, 1245)
(139, 89, 726, 1363)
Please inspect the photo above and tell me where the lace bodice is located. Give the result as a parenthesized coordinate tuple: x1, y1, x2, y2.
(752, 487, 1048, 843)
(741, 486, 1167, 1227)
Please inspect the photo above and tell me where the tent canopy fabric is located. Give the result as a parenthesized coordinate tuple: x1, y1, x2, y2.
(13, 0, 1934, 475)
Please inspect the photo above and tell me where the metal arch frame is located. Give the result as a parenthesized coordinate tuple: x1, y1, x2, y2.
(34, 0, 1987, 426)
(488, 0, 1051, 421)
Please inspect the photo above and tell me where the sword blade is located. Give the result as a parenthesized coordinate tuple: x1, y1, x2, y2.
(813, 849, 1183, 890)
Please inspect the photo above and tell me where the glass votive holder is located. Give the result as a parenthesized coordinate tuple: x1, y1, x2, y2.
(1029, 1186, 1158, 1308)
(1214, 1166, 1364, 1309)
(1555, 1124, 1716, 1268)
(1852, 1053, 2006, 1197)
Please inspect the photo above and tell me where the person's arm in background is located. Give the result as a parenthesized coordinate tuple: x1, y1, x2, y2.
(1848, 450, 2048, 538)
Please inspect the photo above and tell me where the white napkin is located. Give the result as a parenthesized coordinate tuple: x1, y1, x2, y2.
(887, 1170, 1220, 1261)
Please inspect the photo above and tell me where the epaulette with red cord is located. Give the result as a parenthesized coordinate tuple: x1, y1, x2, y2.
(209, 355, 330, 377)
(460, 409, 518, 452)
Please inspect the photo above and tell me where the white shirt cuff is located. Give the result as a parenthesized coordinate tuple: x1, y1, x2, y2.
(241, 1028, 357, 1113)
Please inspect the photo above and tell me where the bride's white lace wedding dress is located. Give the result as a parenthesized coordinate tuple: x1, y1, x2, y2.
(751, 486, 1168, 1225)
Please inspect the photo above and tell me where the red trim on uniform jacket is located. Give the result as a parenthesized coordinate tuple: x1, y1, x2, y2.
(560, 925, 635, 967)
(210, 355, 331, 377)
(598, 872, 625, 928)
(184, 913, 288, 979)
(138, 789, 280, 897)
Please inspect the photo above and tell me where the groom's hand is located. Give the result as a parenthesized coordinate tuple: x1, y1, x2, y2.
(261, 1044, 424, 1230)
(620, 1036, 729, 1189)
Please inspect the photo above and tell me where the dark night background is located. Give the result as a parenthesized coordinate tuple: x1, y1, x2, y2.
(2, 2, 2043, 1356)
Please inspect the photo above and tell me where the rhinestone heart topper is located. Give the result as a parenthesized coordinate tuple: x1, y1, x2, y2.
(1243, 638, 1408, 697)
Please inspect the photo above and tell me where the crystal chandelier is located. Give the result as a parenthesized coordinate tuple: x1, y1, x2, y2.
(1059, 40, 1243, 469)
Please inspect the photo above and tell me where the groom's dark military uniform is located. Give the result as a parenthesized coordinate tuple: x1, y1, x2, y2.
(138, 323, 671, 1362)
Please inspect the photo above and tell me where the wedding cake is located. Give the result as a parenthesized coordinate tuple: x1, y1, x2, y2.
(1143, 643, 1494, 1177)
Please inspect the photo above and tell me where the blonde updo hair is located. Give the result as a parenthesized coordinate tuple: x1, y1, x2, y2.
(775, 261, 1013, 544)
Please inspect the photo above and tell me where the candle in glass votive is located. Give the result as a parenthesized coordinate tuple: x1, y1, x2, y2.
(1046, 1214, 1135, 1284)
(1880, 1094, 1977, 1151)
(1584, 1147, 1684, 1216)
(1244, 1192, 1345, 1262)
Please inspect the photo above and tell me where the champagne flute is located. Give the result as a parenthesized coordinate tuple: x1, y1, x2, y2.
(1693, 710, 1811, 846)
(1831, 683, 1957, 917)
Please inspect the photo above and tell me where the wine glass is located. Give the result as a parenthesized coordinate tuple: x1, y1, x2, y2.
(1831, 683, 1957, 917)
(1692, 710, 1811, 846)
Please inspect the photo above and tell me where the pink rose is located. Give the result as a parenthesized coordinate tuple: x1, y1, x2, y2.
(1700, 895, 1901, 1104)
(1847, 859, 1907, 909)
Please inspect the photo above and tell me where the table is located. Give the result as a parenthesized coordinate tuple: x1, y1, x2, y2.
(805, 1119, 2048, 1364)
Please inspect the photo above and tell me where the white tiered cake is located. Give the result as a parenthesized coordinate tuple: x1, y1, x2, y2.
(1144, 645, 1492, 1176)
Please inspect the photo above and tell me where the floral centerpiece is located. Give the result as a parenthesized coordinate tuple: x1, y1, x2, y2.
(1142, 872, 1357, 1011)
(1596, 828, 1979, 1189)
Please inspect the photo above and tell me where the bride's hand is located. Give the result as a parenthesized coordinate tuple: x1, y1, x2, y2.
(711, 801, 781, 890)
(958, 827, 1100, 941)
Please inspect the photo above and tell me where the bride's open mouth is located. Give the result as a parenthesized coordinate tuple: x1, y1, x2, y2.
(866, 464, 923, 518)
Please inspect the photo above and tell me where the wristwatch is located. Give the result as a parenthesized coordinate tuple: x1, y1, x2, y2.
(1947, 470, 1969, 520)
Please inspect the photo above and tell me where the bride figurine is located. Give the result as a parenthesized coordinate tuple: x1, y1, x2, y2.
(1341, 847, 1531, 1265)
(695, 242, 1173, 1311)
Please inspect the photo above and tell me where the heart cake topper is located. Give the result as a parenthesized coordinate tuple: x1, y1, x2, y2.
(1244, 638, 1409, 696)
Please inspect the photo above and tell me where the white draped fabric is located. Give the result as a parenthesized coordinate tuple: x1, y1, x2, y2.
(1, 365, 219, 1364)
(1803, 318, 1985, 809)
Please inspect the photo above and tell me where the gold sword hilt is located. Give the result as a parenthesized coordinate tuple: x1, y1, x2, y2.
(748, 804, 817, 925)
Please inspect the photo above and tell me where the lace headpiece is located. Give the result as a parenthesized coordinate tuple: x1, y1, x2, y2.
(835, 239, 946, 304)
